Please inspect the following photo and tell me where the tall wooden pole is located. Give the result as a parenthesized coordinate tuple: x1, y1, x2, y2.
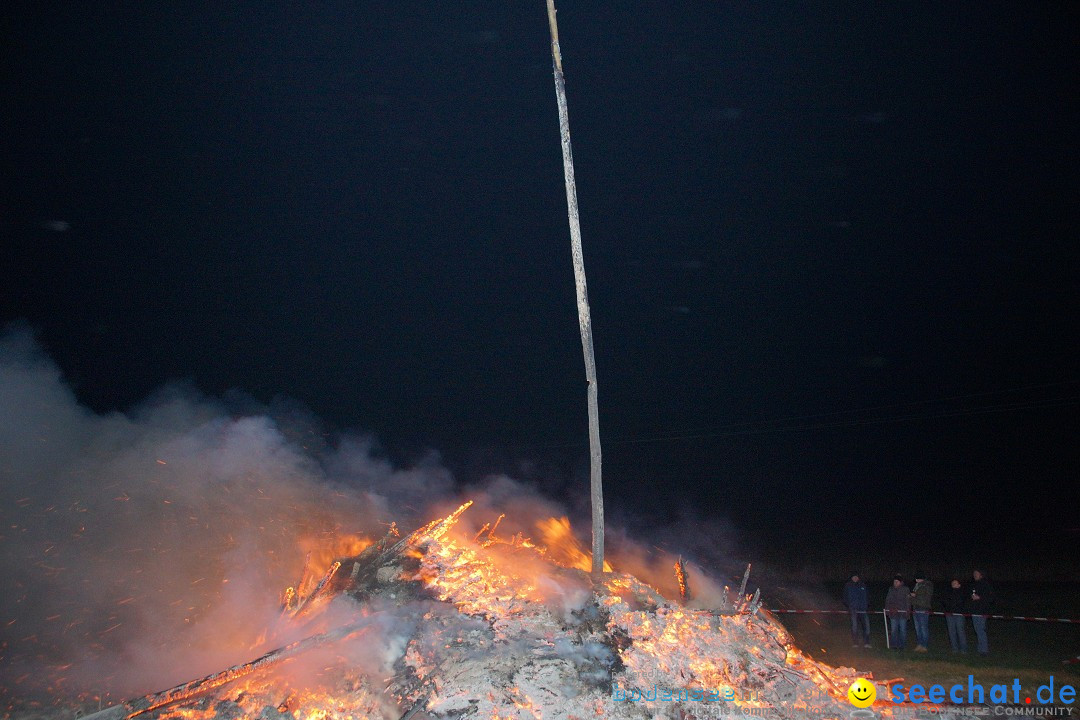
(545, 0, 605, 576)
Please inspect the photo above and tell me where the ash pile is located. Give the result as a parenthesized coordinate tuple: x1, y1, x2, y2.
(79, 503, 869, 720)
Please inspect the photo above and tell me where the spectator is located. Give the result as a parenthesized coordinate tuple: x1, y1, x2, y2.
(885, 574, 911, 650)
(911, 571, 934, 652)
(941, 577, 968, 653)
(843, 571, 871, 648)
(970, 569, 994, 655)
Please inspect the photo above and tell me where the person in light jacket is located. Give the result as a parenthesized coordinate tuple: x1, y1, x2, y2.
(884, 574, 911, 650)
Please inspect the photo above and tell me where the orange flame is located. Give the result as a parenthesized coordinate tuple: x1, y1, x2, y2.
(297, 533, 372, 576)
(535, 516, 612, 572)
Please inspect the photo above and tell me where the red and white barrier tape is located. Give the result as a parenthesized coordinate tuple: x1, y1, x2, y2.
(764, 608, 1080, 624)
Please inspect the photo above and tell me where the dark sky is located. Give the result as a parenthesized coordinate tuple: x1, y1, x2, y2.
(2, 2, 1078, 569)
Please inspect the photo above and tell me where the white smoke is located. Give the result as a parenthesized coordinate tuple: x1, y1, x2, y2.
(0, 328, 443, 700)
(0, 326, 746, 708)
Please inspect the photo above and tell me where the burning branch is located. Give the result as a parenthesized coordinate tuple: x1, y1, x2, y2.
(474, 513, 506, 546)
(674, 557, 690, 604)
(424, 501, 474, 541)
(290, 560, 340, 618)
(79, 623, 372, 720)
(472, 522, 491, 543)
(330, 504, 472, 603)
(374, 501, 472, 568)
(279, 586, 295, 614)
(488, 513, 505, 539)
(342, 523, 401, 580)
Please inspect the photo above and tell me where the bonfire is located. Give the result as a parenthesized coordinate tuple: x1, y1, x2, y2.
(68, 502, 871, 720)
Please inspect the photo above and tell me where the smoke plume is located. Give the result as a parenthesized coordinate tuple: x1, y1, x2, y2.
(0, 328, 448, 700)
(0, 327, 749, 708)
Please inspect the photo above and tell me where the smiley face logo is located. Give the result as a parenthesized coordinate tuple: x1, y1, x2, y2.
(847, 678, 876, 708)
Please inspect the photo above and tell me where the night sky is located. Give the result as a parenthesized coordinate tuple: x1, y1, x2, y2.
(3, 2, 1078, 571)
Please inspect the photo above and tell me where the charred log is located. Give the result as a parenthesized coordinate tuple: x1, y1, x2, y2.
(737, 562, 752, 602)
(674, 556, 690, 604)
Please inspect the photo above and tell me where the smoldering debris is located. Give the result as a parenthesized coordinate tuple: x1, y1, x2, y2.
(73, 503, 875, 720)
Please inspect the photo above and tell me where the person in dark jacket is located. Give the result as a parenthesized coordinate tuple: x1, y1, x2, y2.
(910, 571, 934, 652)
(843, 571, 871, 647)
(970, 569, 995, 655)
(941, 578, 968, 653)
(884, 574, 912, 650)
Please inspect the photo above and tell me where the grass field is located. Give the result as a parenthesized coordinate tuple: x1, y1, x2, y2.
(777, 582, 1080, 694)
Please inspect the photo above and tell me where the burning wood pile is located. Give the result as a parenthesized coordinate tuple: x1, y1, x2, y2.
(77, 502, 864, 720)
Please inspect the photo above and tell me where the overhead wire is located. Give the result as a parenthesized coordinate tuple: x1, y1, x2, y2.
(516, 379, 1078, 450)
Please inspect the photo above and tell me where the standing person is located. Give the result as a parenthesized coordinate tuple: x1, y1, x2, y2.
(942, 578, 969, 653)
(885, 575, 911, 650)
(911, 571, 934, 652)
(843, 571, 872, 648)
(970, 569, 995, 656)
